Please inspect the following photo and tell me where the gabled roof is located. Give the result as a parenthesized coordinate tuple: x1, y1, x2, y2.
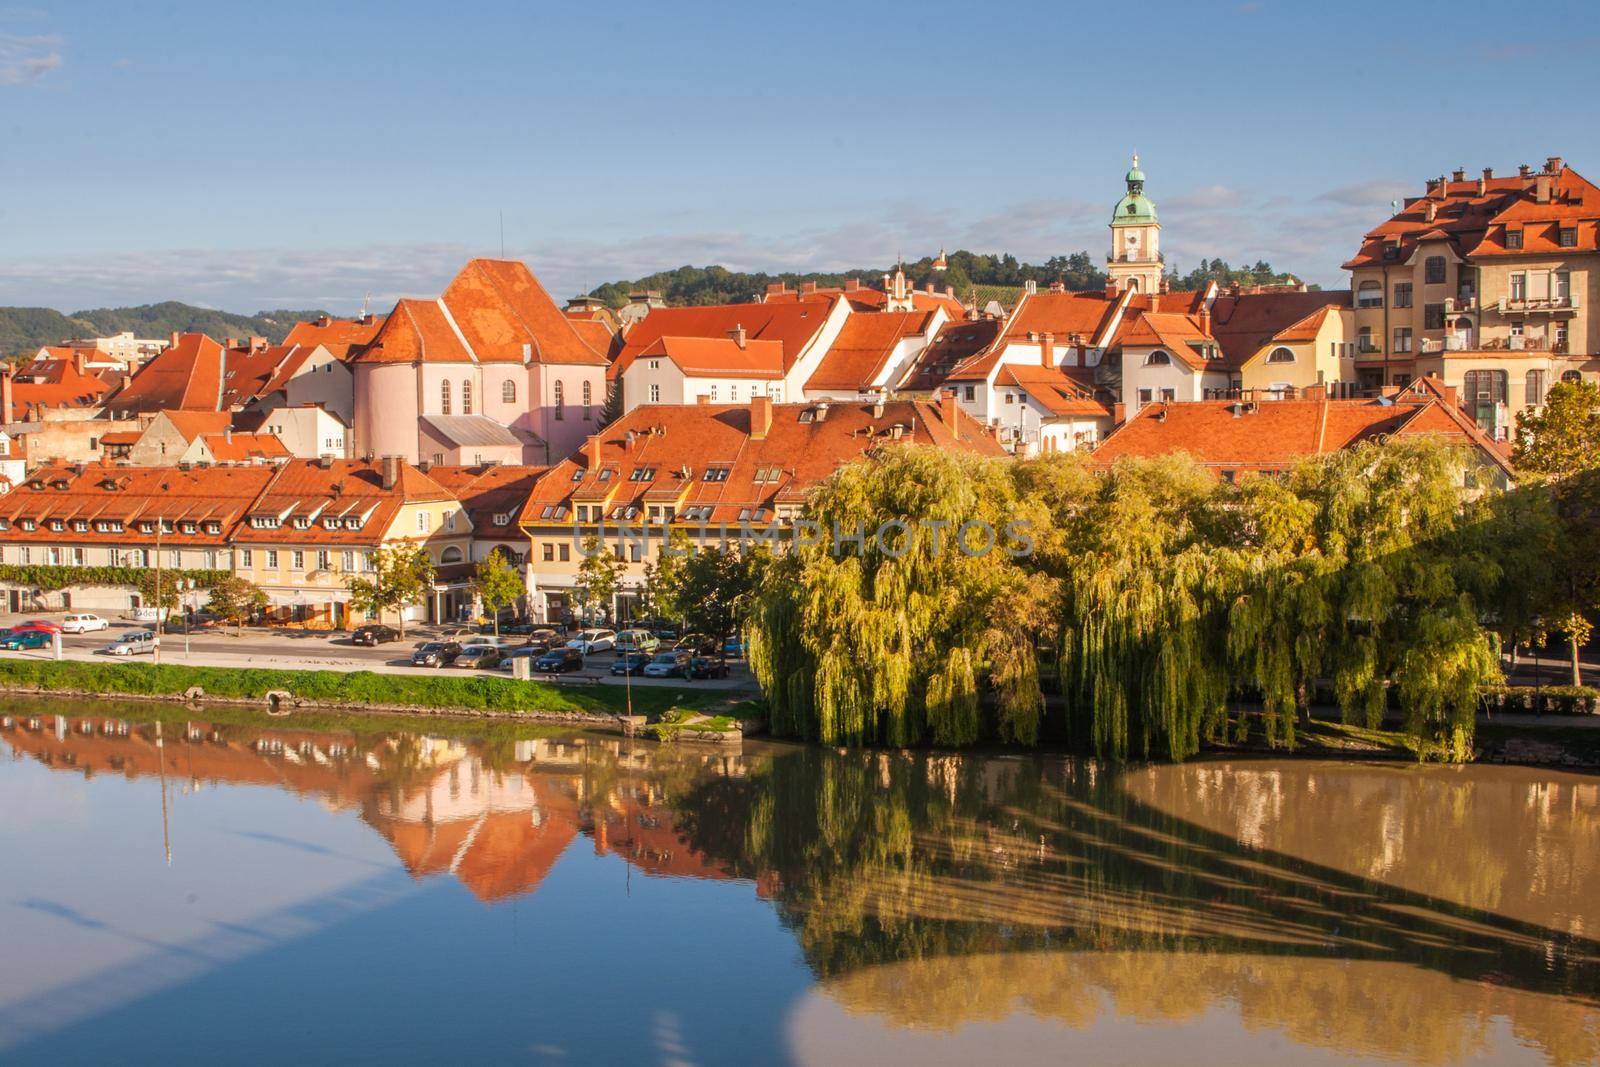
(0, 463, 276, 544)
(895, 318, 1003, 391)
(110, 332, 226, 413)
(767, 282, 966, 317)
(635, 335, 785, 380)
(160, 410, 234, 442)
(1208, 290, 1351, 368)
(8, 358, 113, 413)
(520, 398, 1003, 527)
(201, 432, 291, 463)
(994, 365, 1111, 418)
(235, 459, 456, 545)
(610, 298, 838, 383)
(947, 289, 1126, 381)
(1092, 393, 1513, 477)
(420, 415, 528, 448)
(803, 310, 936, 393)
(352, 259, 609, 367)
(423, 464, 546, 533)
(220, 343, 307, 409)
(283, 315, 385, 360)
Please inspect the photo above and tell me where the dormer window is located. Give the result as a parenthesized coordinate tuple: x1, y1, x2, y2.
(571, 469, 585, 482)
(138, 520, 154, 533)
(494, 512, 512, 526)
(0, 519, 10, 531)
(20, 519, 35, 531)
(703, 466, 730, 482)
(1559, 226, 1577, 248)
(1505, 227, 1524, 250)
(49, 520, 64, 532)
(293, 517, 311, 530)
(344, 517, 362, 530)
(72, 520, 88, 532)
(205, 521, 221, 535)
(628, 467, 657, 482)
(1143, 350, 1172, 366)
(179, 521, 197, 534)
(323, 517, 340, 529)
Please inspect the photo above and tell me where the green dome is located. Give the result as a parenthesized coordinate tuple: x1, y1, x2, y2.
(1125, 161, 1146, 184)
(1111, 192, 1158, 226)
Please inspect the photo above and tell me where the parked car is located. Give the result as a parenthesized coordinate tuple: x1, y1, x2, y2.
(535, 647, 584, 673)
(411, 641, 463, 668)
(566, 629, 616, 654)
(674, 632, 717, 655)
(521, 628, 563, 651)
(610, 651, 652, 676)
(643, 650, 692, 679)
(453, 644, 502, 670)
(496, 646, 545, 672)
(18, 619, 61, 634)
(60, 613, 109, 634)
(686, 656, 729, 680)
(482, 619, 535, 636)
(104, 630, 158, 656)
(440, 627, 480, 641)
(351, 624, 401, 647)
(1, 628, 54, 651)
(613, 629, 660, 654)
(723, 636, 748, 658)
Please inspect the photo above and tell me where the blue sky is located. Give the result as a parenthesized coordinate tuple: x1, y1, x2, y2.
(2, 0, 1598, 313)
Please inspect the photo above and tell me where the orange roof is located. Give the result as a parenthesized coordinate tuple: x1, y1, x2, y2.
(1208, 290, 1350, 367)
(1345, 164, 1600, 268)
(109, 332, 226, 413)
(283, 315, 385, 360)
(424, 463, 546, 533)
(520, 398, 1003, 527)
(0, 463, 276, 544)
(994, 365, 1111, 418)
(1093, 394, 1512, 476)
(201, 432, 290, 462)
(637, 335, 785, 380)
(568, 317, 617, 360)
(234, 459, 455, 546)
(947, 290, 1125, 381)
(895, 318, 1003, 391)
(353, 259, 609, 367)
(610, 298, 838, 382)
(804, 310, 936, 393)
(163, 410, 234, 441)
(7, 358, 114, 413)
(1115, 311, 1212, 366)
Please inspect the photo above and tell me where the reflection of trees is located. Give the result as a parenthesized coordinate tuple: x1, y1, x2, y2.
(674, 745, 1600, 1044)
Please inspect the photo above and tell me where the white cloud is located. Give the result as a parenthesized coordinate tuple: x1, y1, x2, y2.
(0, 31, 61, 85)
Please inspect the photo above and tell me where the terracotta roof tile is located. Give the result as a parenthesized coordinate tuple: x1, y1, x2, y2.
(0, 463, 276, 545)
(804, 310, 936, 393)
(283, 316, 385, 360)
(610, 298, 838, 383)
(110, 332, 226, 413)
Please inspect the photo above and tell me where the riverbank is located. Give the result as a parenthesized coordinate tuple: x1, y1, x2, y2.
(0, 658, 736, 727)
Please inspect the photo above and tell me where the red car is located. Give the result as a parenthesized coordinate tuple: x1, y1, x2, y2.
(16, 619, 61, 633)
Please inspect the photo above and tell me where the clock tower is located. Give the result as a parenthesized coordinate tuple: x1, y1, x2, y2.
(1107, 154, 1162, 294)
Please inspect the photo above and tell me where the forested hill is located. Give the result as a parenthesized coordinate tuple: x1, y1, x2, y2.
(0, 302, 329, 359)
(587, 250, 1315, 308)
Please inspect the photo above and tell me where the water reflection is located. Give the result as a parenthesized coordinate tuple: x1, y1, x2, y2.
(2, 704, 1597, 1065)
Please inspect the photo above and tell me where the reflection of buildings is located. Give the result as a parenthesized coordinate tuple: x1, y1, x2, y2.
(0, 714, 754, 903)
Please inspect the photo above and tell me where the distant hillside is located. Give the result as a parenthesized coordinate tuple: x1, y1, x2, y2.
(588, 251, 1314, 309)
(0, 301, 330, 359)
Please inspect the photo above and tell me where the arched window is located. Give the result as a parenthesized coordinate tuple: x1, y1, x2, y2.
(440, 380, 451, 414)
(1143, 349, 1171, 366)
(461, 379, 473, 415)
(553, 380, 564, 420)
(582, 380, 592, 420)
(1562, 370, 1583, 384)
(440, 546, 463, 564)
(1266, 346, 1295, 364)
(502, 379, 516, 403)
(1526, 369, 1548, 407)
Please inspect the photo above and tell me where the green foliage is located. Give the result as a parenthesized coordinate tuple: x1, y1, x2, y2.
(0, 658, 715, 718)
(471, 551, 525, 633)
(574, 537, 624, 620)
(678, 543, 767, 661)
(1512, 380, 1600, 480)
(0, 564, 227, 594)
(1167, 257, 1315, 292)
(345, 543, 434, 635)
(205, 576, 268, 632)
(1, 301, 327, 360)
(638, 531, 691, 623)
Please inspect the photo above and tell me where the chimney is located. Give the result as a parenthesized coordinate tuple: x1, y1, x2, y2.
(944, 285, 955, 297)
(224, 428, 233, 443)
(1040, 333, 1055, 368)
(1199, 305, 1212, 337)
(0, 365, 12, 425)
(380, 454, 400, 491)
(318, 454, 335, 469)
(696, 393, 709, 405)
(814, 401, 830, 423)
(1024, 280, 1038, 296)
(1546, 156, 1563, 175)
(1482, 166, 1494, 181)
(799, 281, 817, 295)
(939, 390, 960, 441)
(1477, 176, 1487, 196)
(1425, 201, 1437, 222)
(750, 394, 772, 440)
(224, 337, 236, 350)
(1452, 167, 1466, 182)
(728, 324, 747, 349)
(249, 335, 267, 351)
(871, 394, 885, 419)
(1432, 175, 1447, 199)
(1112, 402, 1126, 425)
(1104, 280, 1117, 298)
(1149, 293, 1161, 313)
(1536, 174, 1553, 203)
(843, 278, 860, 292)
(1048, 281, 1065, 293)
(71, 350, 87, 376)
(169, 331, 180, 348)
(1519, 163, 1532, 177)
(765, 282, 789, 297)
(581, 435, 599, 468)
(316, 313, 331, 328)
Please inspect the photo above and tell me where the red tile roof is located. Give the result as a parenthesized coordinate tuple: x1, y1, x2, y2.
(201, 432, 291, 463)
(353, 259, 609, 367)
(994, 365, 1111, 418)
(162, 410, 234, 442)
(1206, 290, 1350, 368)
(947, 290, 1127, 381)
(636, 335, 785, 380)
(235, 459, 456, 546)
(520, 398, 1003, 527)
(0, 463, 277, 545)
(7, 358, 114, 413)
(1092, 393, 1512, 477)
(768, 283, 966, 318)
(423, 464, 546, 535)
(110, 332, 226, 413)
(1114, 311, 1213, 367)
(283, 315, 385, 360)
(894, 318, 1002, 391)
(803, 310, 937, 393)
(609, 298, 838, 383)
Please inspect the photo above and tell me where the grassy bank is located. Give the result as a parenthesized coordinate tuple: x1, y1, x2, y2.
(0, 659, 721, 719)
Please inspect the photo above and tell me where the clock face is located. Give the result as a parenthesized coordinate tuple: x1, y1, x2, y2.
(1126, 233, 1139, 246)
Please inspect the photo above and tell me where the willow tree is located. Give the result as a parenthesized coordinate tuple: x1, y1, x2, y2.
(1050, 453, 1236, 761)
(748, 445, 1054, 747)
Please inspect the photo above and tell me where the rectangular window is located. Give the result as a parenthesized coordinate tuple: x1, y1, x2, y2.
(963, 385, 975, 401)
(1393, 282, 1413, 308)
(1423, 303, 1445, 330)
(18, 547, 29, 565)
(1556, 271, 1571, 300)
(47, 547, 61, 565)
(291, 551, 304, 570)
(266, 550, 279, 569)
(559, 543, 570, 562)
(364, 552, 376, 572)
(1137, 388, 1153, 404)
(72, 547, 85, 566)
(1559, 227, 1577, 248)
(316, 550, 331, 571)
(108, 547, 120, 566)
(1425, 258, 1447, 285)
(342, 550, 355, 571)
(417, 512, 430, 533)
(170, 550, 181, 569)
(240, 548, 252, 567)
(1510, 273, 1527, 301)
(543, 543, 554, 562)
(1505, 228, 1523, 250)
(1393, 327, 1413, 353)
(629, 543, 642, 562)
(650, 384, 661, 403)
(1159, 388, 1176, 402)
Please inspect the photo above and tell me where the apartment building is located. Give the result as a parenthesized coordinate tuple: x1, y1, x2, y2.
(517, 395, 1003, 624)
(1344, 156, 1600, 437)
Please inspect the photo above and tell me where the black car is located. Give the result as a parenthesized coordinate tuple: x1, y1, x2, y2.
(411, 640, 463, 667)
(686, 656, 729, 680)
(521, 628, 563, 651)
(535, 647, 584, 673)
(609, 651, 652, 676)
(675, 632, 717, 655)
(352, 624, 401, 646)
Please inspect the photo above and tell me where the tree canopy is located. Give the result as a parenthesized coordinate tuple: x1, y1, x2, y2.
(345, 544, 434, 636)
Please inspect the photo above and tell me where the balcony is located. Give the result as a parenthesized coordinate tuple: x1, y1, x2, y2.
(1442, 295, 1477, 314)
(1495, 293, 1580, 314)
(1420, 335, 1476, 354)
(1104, 251, 1164, 264)
(1357, 340, 1383, 355)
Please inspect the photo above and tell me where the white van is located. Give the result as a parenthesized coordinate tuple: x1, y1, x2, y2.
(613, 629, 660, 654)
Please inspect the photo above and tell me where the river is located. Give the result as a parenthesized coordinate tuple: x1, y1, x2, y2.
(1, 698, 1595, 1065)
